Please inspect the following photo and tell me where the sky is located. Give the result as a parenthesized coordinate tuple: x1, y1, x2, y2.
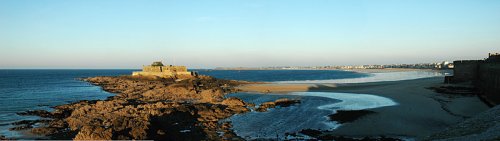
(1, 0, 500, 69)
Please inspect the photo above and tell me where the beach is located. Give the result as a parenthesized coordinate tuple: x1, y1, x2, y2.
(235, 73, 490, 139)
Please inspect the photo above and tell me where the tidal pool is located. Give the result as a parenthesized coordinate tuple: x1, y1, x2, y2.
(227, 92, 398, 140)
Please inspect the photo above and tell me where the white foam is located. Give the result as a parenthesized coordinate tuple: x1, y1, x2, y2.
(290, 92, 398, 128)
(290, 92, 398, 111)
(275, 71, 445, 84)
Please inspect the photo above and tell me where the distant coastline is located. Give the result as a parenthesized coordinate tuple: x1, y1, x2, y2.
(214, 62, 454, 70)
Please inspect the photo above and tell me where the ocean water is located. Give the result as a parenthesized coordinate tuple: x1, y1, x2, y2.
(0, 69, 135, 138)
(195, 70, 371, 82)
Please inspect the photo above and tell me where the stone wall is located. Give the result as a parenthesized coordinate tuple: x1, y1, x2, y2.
(452, 60, 481, 83)
(447, 55, 500, 105)
(133, 63, 192, 79)
(163, 66, 187, 72)
(141, 66, 188, 73)
(478, 63, 500, 105)
(132, 72, 174, 78)
(143, 66, 163, 72)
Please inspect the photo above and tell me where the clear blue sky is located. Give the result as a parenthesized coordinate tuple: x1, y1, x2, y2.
(1, 0, 499, 69)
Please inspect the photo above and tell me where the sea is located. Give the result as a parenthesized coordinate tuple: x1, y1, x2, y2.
(0, 69, 447, 139)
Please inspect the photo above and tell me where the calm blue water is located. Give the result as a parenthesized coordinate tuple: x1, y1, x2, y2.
(0, 69, 369, 138)
(0, 69, 135, 138)
(195, 70, 371, 82)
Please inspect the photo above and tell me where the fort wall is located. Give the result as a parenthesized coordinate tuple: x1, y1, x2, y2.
(448, 54, 500, 105)
(478, 62, 500, 105)
(132, 62, 193, 79)
(452, 60, 481, 83)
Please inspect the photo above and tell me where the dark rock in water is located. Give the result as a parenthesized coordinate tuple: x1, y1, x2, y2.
(299, 129, 323, 137)
(12, 119, 49, 125)
(1, 135, 10, 140)
(10, 119, 51, 131)
(9, 124, 32, 131)
(274, 98, 301, 107)
(255, 98, 301, 112)
(16, 110, 53, 118)
(31, 127, 59, 135)
(328, 110, 376, 123)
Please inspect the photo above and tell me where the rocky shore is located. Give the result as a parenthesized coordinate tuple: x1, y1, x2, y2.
(7, 74, 498, 140)
(11, 75, 256, 140)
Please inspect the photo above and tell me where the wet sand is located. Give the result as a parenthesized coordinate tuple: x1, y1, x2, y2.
(237, 77, 490, 138)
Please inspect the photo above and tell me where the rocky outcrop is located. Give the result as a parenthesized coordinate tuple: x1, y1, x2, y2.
(16, 75, 251, 140)
(256, 98, 301, 112)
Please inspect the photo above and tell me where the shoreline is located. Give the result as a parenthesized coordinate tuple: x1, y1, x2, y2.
(235, 77, 490, 139)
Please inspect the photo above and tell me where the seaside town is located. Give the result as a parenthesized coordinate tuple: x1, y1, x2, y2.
(215, 61, 455, 70)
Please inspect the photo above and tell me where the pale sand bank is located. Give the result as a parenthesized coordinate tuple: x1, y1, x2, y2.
(237, 77, 490, 138)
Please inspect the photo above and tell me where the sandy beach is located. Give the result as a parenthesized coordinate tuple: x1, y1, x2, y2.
(236, 76, 490, 139)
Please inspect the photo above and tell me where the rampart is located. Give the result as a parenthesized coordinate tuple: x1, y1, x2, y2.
(447, 54, 500, 105)
(451, 60, 481, 83)
(477, 62, 500, 105)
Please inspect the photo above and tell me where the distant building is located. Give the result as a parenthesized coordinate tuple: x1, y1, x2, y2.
(438, 61, 454, 69)
(132, 61, 194, 78)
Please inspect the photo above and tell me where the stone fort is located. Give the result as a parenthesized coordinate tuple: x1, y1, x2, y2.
(132, 61, 194, 78)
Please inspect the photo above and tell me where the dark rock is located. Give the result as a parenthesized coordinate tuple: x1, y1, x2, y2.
(16, 110, 53, 118)
(31, 127, 58, 135)
(256, 98, 300, 112)
(0, 135, 10, 140)
(9, 124, 32, 131)
(328, 110, 376, 123)
(10, 119, 51, 131)
(299, 129, 323, 137)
